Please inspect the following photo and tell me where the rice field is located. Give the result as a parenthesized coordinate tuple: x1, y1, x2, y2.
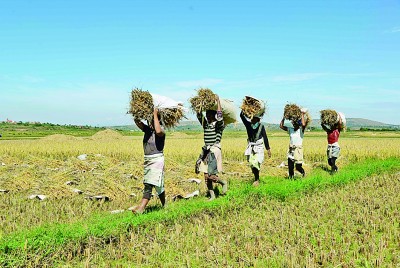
(0, 129, 399, 267)
(63, 172, 400, 267)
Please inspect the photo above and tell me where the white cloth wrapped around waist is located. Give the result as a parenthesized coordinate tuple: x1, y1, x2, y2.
(143, 153, 165, 187)
(245, 138, 265, 166)
(287, 145, 304, 164)
(328, 142, 340, 148)
(245, 138, 264, 156)
(327, 143, 340, 159)
(207, 143, 221, 151)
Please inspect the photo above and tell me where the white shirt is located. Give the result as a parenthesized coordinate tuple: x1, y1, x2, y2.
(288, 127, 304, 146)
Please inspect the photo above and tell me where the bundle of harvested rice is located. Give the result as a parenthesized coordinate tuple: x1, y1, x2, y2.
(240, 96, 265, 119)
(303, 110, 312, 128)
(320, 109, 338, 129)
(159, 106, 185, 129)
(189, 88, 216, 113)
(129, 88, 154, 122)
(152, 93, 186, 128)
(284, 103, 302, 121)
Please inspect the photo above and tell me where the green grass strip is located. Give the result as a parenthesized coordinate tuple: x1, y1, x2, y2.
(1, 157, 399, 259)
(251, 157, 399, 200)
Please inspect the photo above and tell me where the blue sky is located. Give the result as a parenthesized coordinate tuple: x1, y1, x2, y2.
(1, 0, 399, 126)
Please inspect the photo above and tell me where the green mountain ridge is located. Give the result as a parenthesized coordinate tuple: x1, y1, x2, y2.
(112, 118, 400, 131)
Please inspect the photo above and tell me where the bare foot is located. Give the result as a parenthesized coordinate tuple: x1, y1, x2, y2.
(207, 196, 216, 202)
(207, 190, 216, 201)
(131, 206, 144, 214)
(219, 180, 228, 195)
(252, 180, 260, 187)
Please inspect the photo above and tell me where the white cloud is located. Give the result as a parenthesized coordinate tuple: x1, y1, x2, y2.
(2, 72, 400, 126)
(1, 81, 132, 125)
(384, 26, 400, 33)
(392, 27, 400, 33)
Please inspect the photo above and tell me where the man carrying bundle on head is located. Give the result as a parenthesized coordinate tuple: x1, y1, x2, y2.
(320, 110, 343, 173)
(131, 108, 166, 213)
(240, 96, 271, 187)
(129, 88, 185, 213)
(280, 104, 307, 179)
(194, 93, 227, 201)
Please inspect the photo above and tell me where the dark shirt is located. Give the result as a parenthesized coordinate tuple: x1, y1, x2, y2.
(142, 124, 165, 155)
(240, 112, 270, 150)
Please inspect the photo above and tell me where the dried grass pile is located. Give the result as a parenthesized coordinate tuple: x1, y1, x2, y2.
(304, 110, 312, 128)
(320, 109, 338, 128)
(284, 104, 312, 128)
(91, 129, 125, 141)
(129, 88, 185, 129)
(284, 104, 302, 122)
(320, 109, 345, 130)
(189, 88, 216, 113)
(129, 88, 154, 122)
(240, 96, 265, 119)
(159, 106, 185, 129)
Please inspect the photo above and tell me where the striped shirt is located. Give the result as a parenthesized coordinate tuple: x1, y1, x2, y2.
(197, 112, 224, 146)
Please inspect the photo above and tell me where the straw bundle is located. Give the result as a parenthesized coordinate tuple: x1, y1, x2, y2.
(159, 106, 185, 129)
(320, 109, 338, 129)
(129, 88, 154, 122)
(284, 104, 312, 128)
(284, 104, 302, 122)
(240, 96, 265, 119)
(304, 110, 312, 128)
(189, 88, 216, 113)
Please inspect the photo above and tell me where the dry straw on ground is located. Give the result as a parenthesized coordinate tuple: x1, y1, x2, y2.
(129, 88, 154, 122)
(240, 96, 265, 119)
(189, 88, 216, 113)
(41, 134, 78, 141)
(320, 109, 338, 129)
(91, 129, 125, 141)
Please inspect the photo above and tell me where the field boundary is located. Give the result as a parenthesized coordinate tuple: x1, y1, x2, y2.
(1, 157, 399, 264)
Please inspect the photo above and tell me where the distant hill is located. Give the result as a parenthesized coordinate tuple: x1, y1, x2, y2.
(0, 121, 108, 140)
(310, 118, 399, 130)
(111, 118, 400, 131)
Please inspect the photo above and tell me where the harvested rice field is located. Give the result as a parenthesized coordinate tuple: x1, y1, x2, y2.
(0, 129, 399, 267)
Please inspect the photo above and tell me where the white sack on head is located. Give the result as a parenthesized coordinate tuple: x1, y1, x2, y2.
(150, 93, 186, 128)
(212, 99, 237, 125)
(338, 112, 346, 126)
(151, 93, 183, 109)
